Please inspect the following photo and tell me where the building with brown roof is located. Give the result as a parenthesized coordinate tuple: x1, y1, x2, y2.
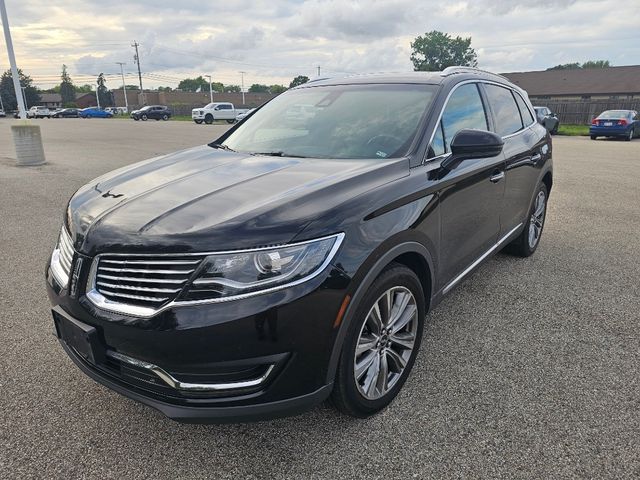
(502, 65, 640, 102)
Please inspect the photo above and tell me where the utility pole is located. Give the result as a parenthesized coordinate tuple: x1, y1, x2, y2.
(131, 41, 145, 105)
(317, 65, 321, 77)
(0, 0, 27, 119)
(116, 62, 128, 112)
(21, 86, 27, 108)
(205, 74, 213, 103)
(94, 83, 100, 109)
(239, 71, 246, 106)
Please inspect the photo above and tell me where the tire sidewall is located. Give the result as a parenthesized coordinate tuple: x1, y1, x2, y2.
(336, 265, 425, 415)
(523, 183, 548, 255)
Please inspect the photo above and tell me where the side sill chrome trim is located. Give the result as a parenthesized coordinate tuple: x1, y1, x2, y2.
(107, 351, 275, 392)
(443, 223, 523, 294)
(85, 232, 345, 318)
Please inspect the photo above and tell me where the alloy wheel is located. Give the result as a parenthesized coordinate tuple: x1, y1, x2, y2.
(353, 286, 418, 400)
(528, 190, 546, 249)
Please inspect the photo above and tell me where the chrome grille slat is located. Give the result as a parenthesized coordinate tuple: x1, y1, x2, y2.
(51, 228, 75, 288)
(97, 273, 187, 284)
(98, 288, 169, 302)
(92, 253, 207, 310)
(96, 281, 181, 294)
(99, 266, 195, 275)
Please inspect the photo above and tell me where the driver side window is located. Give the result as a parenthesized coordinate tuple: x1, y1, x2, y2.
(428, 83, 488, 158)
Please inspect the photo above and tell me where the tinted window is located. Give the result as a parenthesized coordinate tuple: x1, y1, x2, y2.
(224, 84, 437, 159)
(484, 84, 523, 136)
(514, 93, 534, 126)
(441, 83, 488, 151)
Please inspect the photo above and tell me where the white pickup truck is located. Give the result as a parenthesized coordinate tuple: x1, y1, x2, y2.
(192, 102, 249, 125)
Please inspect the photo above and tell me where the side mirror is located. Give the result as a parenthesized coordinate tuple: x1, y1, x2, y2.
(440, 129, 503, 171)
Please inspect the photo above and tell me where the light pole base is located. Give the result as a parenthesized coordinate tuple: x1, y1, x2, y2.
(11, 124, 46, 166)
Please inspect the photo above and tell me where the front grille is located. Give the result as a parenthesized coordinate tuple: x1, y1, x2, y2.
(93, 254, 207, 308)
(51, 228, 74, 287)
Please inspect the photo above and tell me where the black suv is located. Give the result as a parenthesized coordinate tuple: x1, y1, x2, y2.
(47, 67, 552, 423)
(130, 105, 171, 121)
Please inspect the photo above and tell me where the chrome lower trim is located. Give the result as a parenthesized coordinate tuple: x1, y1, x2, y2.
(107, 351, 275, 392)
(443, 223, 523, 294)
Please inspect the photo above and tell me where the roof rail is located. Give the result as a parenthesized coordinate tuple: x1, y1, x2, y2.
(305, 77, 330, 84)
(440, 66, 509, 81)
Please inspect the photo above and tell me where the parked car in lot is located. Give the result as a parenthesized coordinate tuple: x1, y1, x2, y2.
(235, 108, 255, 123)
(27, 106, 51, 118)
(0, 108, 5, 118)
(79, 107, 113, 119)
(590, 110, 639, 141)
(51, 108, 80, 118)
(105, 106, 128, 115)
(192, 102, 248, 124)
(130, 105, 171, 121)
(534, 106, 559, 134)
(47, 67, 552, 423)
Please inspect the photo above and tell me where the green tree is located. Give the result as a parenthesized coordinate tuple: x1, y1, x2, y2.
(60, 64, 76, 104)
(410, 30, 477, 71)
(0, 69, 41, 110)
(248, 83, 270, 93)
(76, 84, 94, 93)
(547, 62, 582, 70)
(177, 76, 209, 92)
(211, 81, 224, 93)
(96, 73, 114, 107)
(582, 60, 611, 69)
(158, 86, 173, 92)
(269, 84, 287, 94)
(289, 75, 309, 88)
(224, 84, 241, 93)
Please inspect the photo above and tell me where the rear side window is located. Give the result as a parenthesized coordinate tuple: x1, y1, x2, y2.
(514, 93, 535, 126)
(441, 83, 488, 151)
(484, 84, 523, 136)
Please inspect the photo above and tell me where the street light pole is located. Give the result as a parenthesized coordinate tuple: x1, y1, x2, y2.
(239, 71, 246, 106)
(205, 74, 213, 103)
(116, 62, 128, 112)
(0, 0, 27, 119)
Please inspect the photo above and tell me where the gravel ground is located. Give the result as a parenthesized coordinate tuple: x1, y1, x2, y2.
(1, 119, 639, 479)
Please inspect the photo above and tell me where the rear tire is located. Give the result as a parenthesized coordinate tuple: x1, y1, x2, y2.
(331, 263, 425, 418)
(590, 135, 597, 140)
(625, 128, 634, 141)
(162, 114, 169, 121)
(550, 123, 559, 135)
(226, 119, 235, 124)
(506, 183, 548, 257)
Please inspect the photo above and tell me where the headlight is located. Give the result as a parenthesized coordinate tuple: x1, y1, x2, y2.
(181, 233, 344, 302)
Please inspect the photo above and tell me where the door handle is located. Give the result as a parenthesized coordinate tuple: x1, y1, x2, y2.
(489, 171, 505, 183)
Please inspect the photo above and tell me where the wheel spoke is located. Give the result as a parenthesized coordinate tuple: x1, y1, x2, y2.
(375, 352, 389, 394)
(363, 355, 381, 396)
(381, 290, 392, 326)
(355, 351, 377, 380)
(389, 331, 415, 350)
(386, 348, 407, 371)
(368, 304, 383, 334)
(388, 291, 410, 329)
(356, 333, 378, 357)
(390, 303, 417, 335)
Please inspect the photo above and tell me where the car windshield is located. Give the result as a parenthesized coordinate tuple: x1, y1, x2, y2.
(598, 110, 629, 119)
(222, 84, 438, 159)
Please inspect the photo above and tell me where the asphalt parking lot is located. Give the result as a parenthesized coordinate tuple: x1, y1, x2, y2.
(1, 118, 639, 479)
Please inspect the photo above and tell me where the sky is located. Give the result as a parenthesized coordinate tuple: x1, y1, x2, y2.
(1, 0, 639, 91)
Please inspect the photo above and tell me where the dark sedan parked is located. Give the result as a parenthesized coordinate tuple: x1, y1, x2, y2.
(51, 108, 80, 118)
(590, 110, 639, 141)
(47, 68, 552, 423)
(131, 105, 172, 121)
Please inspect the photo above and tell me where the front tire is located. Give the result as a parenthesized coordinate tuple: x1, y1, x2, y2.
(141, 114, 148, 121)
(162, 114, 169, 121)
(506, 183, 548, 257)
(226, 119, 235, 124)
(204, 114, 214, 125)
(194, 119, 203, 124)
(331, 264, 425, 417)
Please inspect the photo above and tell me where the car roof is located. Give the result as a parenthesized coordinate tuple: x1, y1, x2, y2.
(292, 67, 515, 90)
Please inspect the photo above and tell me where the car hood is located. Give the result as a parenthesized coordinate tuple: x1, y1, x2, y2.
(67, 145, 408, 255)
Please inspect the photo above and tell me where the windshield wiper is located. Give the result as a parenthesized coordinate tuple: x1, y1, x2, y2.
(209, 142, 235, 152)
(251, 151, 308, 158)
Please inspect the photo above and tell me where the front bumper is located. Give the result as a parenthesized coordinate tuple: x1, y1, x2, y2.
(46, 258, 349, 423)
